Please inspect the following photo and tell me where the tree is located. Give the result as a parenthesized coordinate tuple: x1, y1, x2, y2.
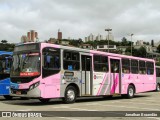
(1, 40, 8, 44)
(137, 46, 147, 58)
(157, 44, 160, 53)
(121, 37, 128, 46)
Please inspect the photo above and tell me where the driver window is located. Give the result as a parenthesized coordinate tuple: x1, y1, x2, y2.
(43, 48, 60, 69)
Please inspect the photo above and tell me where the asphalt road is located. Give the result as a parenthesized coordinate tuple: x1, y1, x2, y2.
(0, 91, 160, 120)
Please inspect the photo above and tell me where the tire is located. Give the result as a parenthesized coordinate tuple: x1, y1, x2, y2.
(3, 95, 12, 100)
(39, 98, 50, 103)
(127, 85, 135, 99)
(156, 84, 160, 92)
(63, 86, 77, 104)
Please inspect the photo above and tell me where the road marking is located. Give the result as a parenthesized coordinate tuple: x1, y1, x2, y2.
(113, 101, 160, 106)
(85, 103, 160, 111)
(57, 117, 80, 120)
(16, 109, 32, 111)
(52, 106, 96, 111)
(148, 117, 160, 120)
(126, 99, 158, 103)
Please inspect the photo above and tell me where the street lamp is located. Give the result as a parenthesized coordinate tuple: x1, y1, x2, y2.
(105, 28, 112, 52)
(130, 34, 134, 56)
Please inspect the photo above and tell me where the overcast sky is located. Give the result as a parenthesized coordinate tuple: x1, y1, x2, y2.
(0, 0, 160, 43)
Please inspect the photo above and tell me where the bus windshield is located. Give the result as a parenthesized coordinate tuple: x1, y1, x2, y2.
(11, 53, 40, 77)
(0, 56, 12, 74)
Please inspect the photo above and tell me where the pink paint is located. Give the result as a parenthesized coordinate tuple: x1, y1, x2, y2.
(110, 74, 119, 94)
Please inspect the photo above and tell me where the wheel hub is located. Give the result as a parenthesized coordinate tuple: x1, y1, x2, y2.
(129, 88, 134, 96)
(67, 90, 75, 101)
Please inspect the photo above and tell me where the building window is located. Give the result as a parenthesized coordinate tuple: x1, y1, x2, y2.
(122, 59, 130, 73)
(94, 55, 108, 72)
(63, 51, 80, 70)
(99, 45, 104, 48)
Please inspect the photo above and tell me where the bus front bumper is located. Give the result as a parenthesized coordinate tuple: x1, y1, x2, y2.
(10, 87, 41, 98)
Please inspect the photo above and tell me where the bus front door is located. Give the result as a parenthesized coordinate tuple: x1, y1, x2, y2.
(81, 55, 92, 95)
(110, 58, 121, 94)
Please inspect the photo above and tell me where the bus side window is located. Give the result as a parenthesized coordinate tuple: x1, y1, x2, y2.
(42, 48, 61, 78)
(146, 62, 154, 75)
(139, 61, 146, 74)
(131, 60, 138, 74)
(63, 51, 80, 71)
(94, 55, 108, 72)
(122, 58, 130, 74)
(43, 48, 60, 70)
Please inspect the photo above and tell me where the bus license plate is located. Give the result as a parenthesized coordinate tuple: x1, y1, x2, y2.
(16, 91, 21, 95)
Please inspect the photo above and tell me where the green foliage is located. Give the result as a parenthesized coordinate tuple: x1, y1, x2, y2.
(125, 46, 147, 57)
(137, 46, 147, 57)
(69, 38, 83, 47)
(156, 61, 160, 66)
(1, 40, 8, 44)
(157, 44, 160, 53)
(0, 42, 15, 51)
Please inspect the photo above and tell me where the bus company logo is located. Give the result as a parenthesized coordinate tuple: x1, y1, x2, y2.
(2, 112, 11, 117)
(94, 75, 103, 80)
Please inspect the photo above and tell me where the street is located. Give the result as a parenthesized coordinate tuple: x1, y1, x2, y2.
(0, 91, 160, 120)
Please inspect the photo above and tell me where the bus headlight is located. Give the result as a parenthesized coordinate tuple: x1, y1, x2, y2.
(29, 81, 40, 90)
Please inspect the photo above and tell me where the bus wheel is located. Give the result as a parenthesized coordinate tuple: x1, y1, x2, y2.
(63, 86, 77, 104)
(127, 85, 135, 99)
(39, 98, 50, 103)
(156, 84, 160, 92)
(3, 95, 12, 100)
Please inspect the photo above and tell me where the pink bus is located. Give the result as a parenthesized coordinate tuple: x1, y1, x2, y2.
(10, 42, 156, 103)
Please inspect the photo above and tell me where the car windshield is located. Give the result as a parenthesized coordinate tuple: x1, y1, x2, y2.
(11, 53, 40, 77)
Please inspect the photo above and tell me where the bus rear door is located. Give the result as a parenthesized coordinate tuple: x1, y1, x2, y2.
(81, 54, 93, 96)
(109, 57, 121, 94)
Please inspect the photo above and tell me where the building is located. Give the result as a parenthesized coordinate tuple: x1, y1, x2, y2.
(88, 33, 95, 41)
(60, 39, 70, 46)
(27, 30, 38, 42)
(58, 30, 62, 40)
(136, 40, 144, 46)
(85, 37, 88, 42)
(48, 38, 59, 44)
(21, 35, 28, 43)
(106, 32, 114, 41)
(80, 44, 93, 50)
(117, 46, 130, 54)
(96, 45, 117, 52)
(85, 33, 95, 42)
(21, 30, 38, 43)
(96, 34, 103, 41)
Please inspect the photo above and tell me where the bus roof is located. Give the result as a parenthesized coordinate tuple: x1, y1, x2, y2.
(16, 42, 155, 62)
